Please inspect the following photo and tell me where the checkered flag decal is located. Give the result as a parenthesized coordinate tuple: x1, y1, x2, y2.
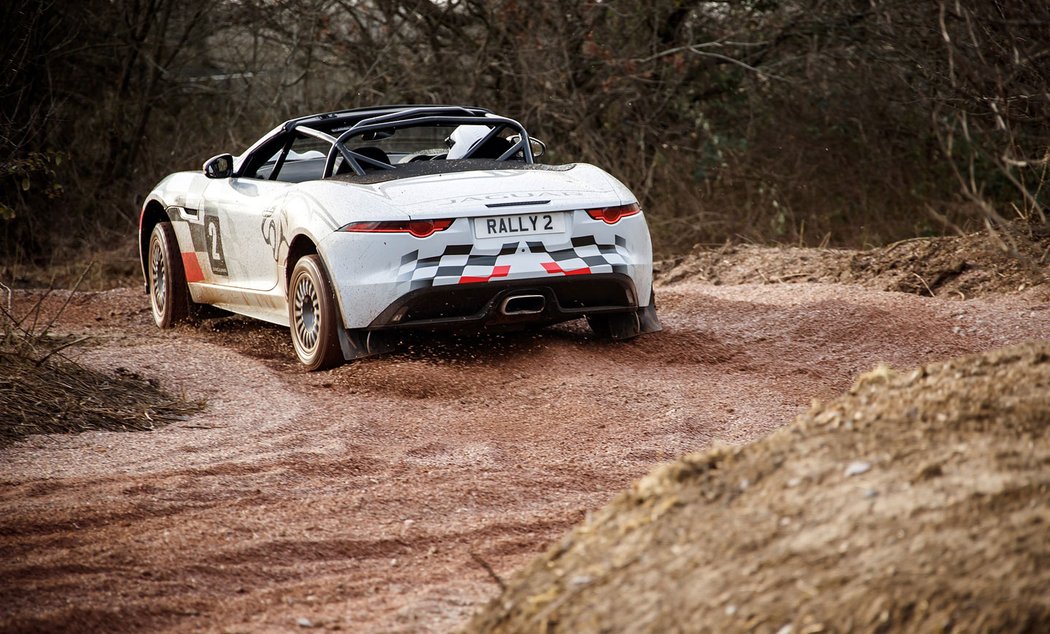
(527, 235, 630, 277)
(397, 235, 630, 290)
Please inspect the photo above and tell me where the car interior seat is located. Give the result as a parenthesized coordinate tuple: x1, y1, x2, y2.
(336, 146, 390, 174)
(472, 136, 516, 160)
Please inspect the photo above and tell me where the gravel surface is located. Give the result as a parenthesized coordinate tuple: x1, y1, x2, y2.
(2, 276, 1049, 632)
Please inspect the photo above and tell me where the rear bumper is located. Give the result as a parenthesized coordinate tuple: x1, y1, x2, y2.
(319, 211, 655, 330)
(367, 273, 640, 330)
(334, 274, 661, 361)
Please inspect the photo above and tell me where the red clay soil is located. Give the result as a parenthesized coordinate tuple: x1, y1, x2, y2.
(2, 256, 1049, 632)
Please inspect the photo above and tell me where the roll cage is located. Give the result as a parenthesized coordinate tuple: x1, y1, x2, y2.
(236, 106, 536, 181)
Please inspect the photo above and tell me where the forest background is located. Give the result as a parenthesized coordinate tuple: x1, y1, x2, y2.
(2, 0, 1048, 274)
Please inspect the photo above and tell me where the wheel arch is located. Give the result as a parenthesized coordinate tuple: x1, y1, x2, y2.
(139, 199, 171, 290)
(285, 234, 319, 288)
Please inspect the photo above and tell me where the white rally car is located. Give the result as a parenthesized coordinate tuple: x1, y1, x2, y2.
(139, 106, 660, 370)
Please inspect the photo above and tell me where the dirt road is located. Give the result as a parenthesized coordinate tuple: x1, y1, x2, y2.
(2, 278, 1049, 632)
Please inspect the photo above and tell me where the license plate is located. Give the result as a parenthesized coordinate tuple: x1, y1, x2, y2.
(473, 212, 566, 239)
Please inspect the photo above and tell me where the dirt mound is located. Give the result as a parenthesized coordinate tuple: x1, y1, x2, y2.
(660, 231, 1048, 298)
(465, 342, 1050, 633)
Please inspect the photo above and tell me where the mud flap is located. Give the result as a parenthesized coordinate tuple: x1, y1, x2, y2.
(638, 293, 662, 334)
(338, 328, 397, 361)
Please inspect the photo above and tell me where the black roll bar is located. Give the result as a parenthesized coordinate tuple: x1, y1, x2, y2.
(322, 110, 535, 178)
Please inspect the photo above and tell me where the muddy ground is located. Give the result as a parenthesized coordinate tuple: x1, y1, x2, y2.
(2, 241, 1049, 632)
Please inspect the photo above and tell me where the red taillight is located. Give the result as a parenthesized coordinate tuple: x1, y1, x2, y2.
(586, 203, 640, 224)
(341, 218, 454, 238)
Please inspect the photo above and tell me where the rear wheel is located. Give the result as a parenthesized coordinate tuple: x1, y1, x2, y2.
(587, 311, 641, 340)
(148, 222, 190, 328)
(288, 255, 343, 371)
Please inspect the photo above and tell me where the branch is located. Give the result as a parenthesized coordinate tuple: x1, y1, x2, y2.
(634, 42, 788, 82)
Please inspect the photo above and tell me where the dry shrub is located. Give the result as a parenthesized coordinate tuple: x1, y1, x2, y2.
(0, 288, 203, 447)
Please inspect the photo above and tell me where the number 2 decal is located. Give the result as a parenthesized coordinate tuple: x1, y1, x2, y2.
(207, 223, 221, 260)
(204, 215, 228, 276)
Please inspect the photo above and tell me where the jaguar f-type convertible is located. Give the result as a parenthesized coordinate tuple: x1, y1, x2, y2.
(138, 105, 660, 369)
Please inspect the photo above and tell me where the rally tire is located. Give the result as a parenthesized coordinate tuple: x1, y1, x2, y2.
(288, 255, 343, 371)
(148, 222, 190, 328)
(586, 311, 642, 340)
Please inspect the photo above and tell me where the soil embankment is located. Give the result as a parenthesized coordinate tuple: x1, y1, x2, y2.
(466, 342, 1050, 633)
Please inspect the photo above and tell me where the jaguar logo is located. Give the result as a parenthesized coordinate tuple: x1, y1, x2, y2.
(447, 190, 583, 204)
(261, 209, 289, 262)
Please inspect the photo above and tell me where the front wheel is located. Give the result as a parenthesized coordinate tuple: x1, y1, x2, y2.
(288, 255, 343, 371)
(148, 222, 190, 328)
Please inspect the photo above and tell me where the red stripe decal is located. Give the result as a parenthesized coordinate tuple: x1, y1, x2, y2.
(542, 261, 591, 276)
(182, 252, 205, 282)
(459, 265, 511, 284)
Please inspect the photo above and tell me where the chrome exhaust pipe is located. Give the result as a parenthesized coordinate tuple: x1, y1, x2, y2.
(500, 294, 546, 315)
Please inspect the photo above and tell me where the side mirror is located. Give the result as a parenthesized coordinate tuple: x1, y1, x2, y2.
(529, 138, 546, 158)
(203, 153, 234, 179)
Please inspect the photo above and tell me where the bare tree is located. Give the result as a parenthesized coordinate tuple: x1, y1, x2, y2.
(2, 0, 1047, 262)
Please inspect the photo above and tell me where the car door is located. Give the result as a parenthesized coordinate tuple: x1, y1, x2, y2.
(198, 176, 291, 291)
